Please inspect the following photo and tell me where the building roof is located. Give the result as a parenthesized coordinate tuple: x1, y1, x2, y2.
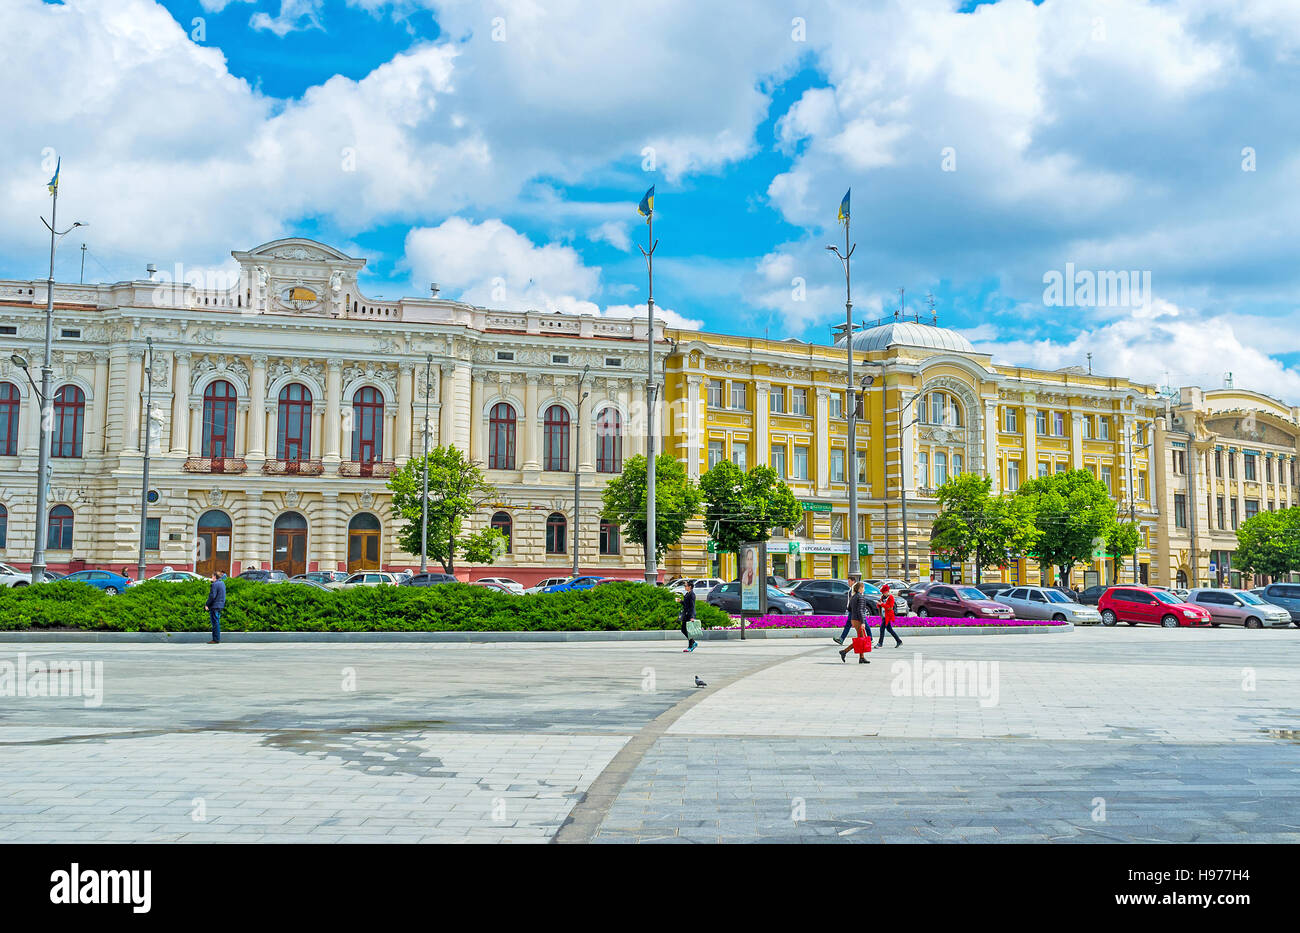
(835, 320, 976, 354)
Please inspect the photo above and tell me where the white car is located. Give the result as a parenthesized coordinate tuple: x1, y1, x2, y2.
(0, 562, 33, 588)
(336, 571, 400, 588)
(669, 577, 725, 598)
(476, 576, 524, 595)
(150, 569, 209, 582)
(525, 577, 570, 595)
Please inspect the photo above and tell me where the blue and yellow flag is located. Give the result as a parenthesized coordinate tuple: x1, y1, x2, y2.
(47, 157, 61, 195)
(637, 185, 655, 222)
(837, 188, 850, 226)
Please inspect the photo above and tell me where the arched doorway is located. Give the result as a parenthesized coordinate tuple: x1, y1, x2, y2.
(347, 512, 381, 572)
(273, 511, 308, 577)
(1175, 568, 1189, 588)
(196, 510, 232, 577)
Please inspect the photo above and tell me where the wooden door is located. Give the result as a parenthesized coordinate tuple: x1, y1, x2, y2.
(273, 528, 307, 577)
(347, 529, 380, 572)
(196, 525, 231, 577)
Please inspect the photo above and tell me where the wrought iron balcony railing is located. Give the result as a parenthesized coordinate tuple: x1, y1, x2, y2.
(183, 456, 248, 474)
(339, 460, 396, 478)
(262, 458, 324, 476)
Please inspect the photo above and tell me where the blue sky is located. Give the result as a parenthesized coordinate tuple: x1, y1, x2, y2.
(7, 0, 1300, 400)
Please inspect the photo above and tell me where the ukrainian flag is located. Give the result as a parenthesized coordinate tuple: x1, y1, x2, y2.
(47, 157, 60, 195)
(637, 185, 654, 221)
(837, 188, 850, 226)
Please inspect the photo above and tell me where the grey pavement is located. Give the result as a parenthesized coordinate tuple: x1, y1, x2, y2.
(0, 627, 1297, 843)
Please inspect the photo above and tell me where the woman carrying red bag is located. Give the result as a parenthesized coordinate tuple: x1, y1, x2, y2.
(838, 580, 873, 664)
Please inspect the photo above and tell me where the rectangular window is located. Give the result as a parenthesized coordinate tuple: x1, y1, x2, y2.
(707, 379, 724, 408)
(1231, 499, 1239, 529)
(771, 445, 786, 477)
(793, 446, 810, 480)
(791, 388, 808, 415)
(1004, 408, 1018, 433)
(145, 517, 161, 551)
(604, 357, 622, 368)
(731, 442, 747, 470)
(1245, 454, 1257, 481)
(952, 453, 963, 476)
(829, 393, 843, 418)
(769, 388, 785, 413)
(1036, 410, 1048, 436)
(599, 521, 620, 556)
(1228, 453, 1236, 478)
(1038, 461, 1050, 478)
(857, 450, 867, 484)
(707, 440, 725, 470)
(1081, 416, 1093, 439)
(1174, 449, 1187, 475)
(1174, 493, 1187, 529)
(1099, 417, 1110, 440)
(1139, 471, 1148, 500)
(1053, 411, 1066, 436)
(1006, 459, 1021, 491)
(830, 448, 845, 483)
(496, 351, 514, 362)
(730, 382, 747, 410)
(1056, 461, 1068, 473)
(551, 354, 569, 365)
(1267, 458, 1273, 483)
(1101, 466, 1112, 492)
(60, 328, 81, 339)
(1245, 499, 1260, 519)
(1215, 450, 1223, 477)
(918, 451, 929, 488)
(934, 452, 948, 487)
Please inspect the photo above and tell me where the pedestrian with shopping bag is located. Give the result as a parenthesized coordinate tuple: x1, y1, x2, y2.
(680, 583, 700, 652)
(836, 580, 873, 664)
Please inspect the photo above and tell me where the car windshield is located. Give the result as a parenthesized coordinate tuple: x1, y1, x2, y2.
(955, 587, 985, 600)
(1237, 592, 1265, 605)
(1044, 590, 1071, 603)
(1152, 590, 1182, 604)
(768, 586, 791, 598)
(861, 583, 882, 595)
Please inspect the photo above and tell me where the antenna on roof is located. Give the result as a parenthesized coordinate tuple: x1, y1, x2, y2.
(898, 287, 905, 321)
(1224, 371, 1233, 388)
(927, 292, 937, 326)
(1086, 352, 1093, 375)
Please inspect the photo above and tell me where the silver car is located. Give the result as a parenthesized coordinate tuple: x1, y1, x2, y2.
(994, 585, 1102, 623)
(1184, 588, 1293, 628)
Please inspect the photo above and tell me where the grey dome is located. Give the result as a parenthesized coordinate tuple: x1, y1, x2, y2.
(835, 320, 975, 354)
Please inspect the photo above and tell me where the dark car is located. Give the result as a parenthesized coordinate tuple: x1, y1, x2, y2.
(787, 579, 881, 615)
(1077, 584, 1109, 605)
(1255, 582, 1300, 627)
(973, 582, 1011, 598)
(238, 569, 288, 583)
(707, 582, 812, 615)
(909, 583, 1014, 619)
(401, 572, 458, 586)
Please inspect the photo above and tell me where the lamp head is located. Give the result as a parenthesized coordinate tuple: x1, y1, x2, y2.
(10, 354, 27, 370)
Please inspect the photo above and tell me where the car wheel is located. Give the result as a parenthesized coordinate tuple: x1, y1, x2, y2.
(916, 607, 928, 617)
(1100, 609, 1117, 626)
(1210, 623, 1221, 628)
(1161, 614, 1178, 628)
(104, 586, 119, 596)
(12, 581, 27, 588)
(1052, 613, 1066, 622)
(1245, 617, 1262, 630)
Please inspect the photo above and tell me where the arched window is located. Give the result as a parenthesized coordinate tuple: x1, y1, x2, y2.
(545, 512, 567, 554)
(596, 407, 622, 473)
(934, 451, 948, 487)
(544, 405, 570, 472)
(599, 519, 620, 555)
(51, 385, 85, 458)
(352, 387, 384, 463)
(948, 396, 963, 427)
(201, 380, 237, 459)
(930, 392, 943, 425)
(276, 383, 313, 462)
(0, 382, 19, 456)
(47, 505, 74, 550)
(0, 503, 7, 548)
(491, 511, 512, 553)
(488, 403, 517, 470)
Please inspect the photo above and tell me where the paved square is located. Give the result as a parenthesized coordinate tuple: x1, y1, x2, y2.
(1, 628, 1297, 843)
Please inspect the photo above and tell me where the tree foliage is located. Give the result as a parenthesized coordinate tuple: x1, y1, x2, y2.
(599, 453, 702, 561)
(387, 446, 504, 572)
(698, 461, 803, 555)
(929, 473, 1040, 583)
(1015, 468, 1117, 585)
(1235, 507, 1300, 579)
(1104, 520, 1141, 581)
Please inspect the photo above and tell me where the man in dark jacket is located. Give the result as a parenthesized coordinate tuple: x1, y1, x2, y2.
(205, 572, 226, 644)
(679, 585, 698, 652)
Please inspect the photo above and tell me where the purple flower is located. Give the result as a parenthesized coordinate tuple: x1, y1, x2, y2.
(720, 614, 1064, 630)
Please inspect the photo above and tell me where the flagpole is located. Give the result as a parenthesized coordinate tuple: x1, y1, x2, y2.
(642, 204, 658, 585)
(827, 191, 859, 580)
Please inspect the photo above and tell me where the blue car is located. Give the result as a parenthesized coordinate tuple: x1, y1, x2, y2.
(540, 575, 608, 593)
(60, 569, 133, 595)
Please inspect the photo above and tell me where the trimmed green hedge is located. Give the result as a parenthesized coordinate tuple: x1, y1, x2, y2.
(0, 579, 732, 633)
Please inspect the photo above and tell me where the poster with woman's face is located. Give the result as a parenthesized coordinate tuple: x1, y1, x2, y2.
(740, 545, 761, 612)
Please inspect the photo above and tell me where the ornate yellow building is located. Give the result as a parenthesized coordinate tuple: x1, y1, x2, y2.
(663, 317, 1164, 588)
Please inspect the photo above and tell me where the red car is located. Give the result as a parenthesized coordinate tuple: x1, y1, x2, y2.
(1098, 586, 1211, 628)
(909, 583, 1014, 619)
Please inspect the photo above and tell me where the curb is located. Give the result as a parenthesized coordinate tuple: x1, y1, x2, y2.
(0, 623, 1072, 643)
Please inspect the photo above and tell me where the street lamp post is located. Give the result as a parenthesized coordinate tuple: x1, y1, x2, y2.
(826, 200, 860, 579)
(573, 364, 589, 577)
(420, 353, 432, 574)
(638, 191, 659, 585)
(30, 170, 83, 585)
(136, 336, 155, 582)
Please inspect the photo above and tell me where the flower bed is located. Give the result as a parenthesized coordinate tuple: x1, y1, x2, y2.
(727, 614, 1066, 629)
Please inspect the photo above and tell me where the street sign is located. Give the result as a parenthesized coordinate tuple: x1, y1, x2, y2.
(799, 501, 833, 513)
(858, 543, 873, 557)
(788, 542, 800, 555)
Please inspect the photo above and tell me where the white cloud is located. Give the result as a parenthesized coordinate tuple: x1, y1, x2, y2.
(250, 1, 326, 36)
(588, 221, 630, 252)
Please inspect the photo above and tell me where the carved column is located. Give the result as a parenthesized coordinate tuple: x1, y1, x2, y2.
(522, 374, 540, 472)
(93, 354, 110, 456)
(248, 355, 267, 459)
(124, 347, 144, 454)
(469, 371, 486, 464)
(190, 400, 203, 455)
(324, 361, 342, 464)
(396, 363, 414, 462)
(170, 351, 191, 455)
(439, 363, 455, 449)
(578, 380, 594, 473)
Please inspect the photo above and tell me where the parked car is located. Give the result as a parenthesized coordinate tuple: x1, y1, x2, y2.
(285, 578, 331, 591)
(150, 569, 209, 582)
(393, 570, 413, 585)
(0, 562, 33, 588)
(973, 582, 1012, 598)
(337, 571, 400, 588)
(1254, 583, 1300, 627)
(540, 575, 607, 593)
(909, 583, 1014, 619)
(400, 572, 458, 587)
(524, 576, 571, 595)
(473, 581, 514, 593)
(1098, 585, 1211, 627)
(707, 582, 813, 615)
(899, 581, 937, 611)
(1184, 588, 1292, 628)
(669, 577, 725, 598)
(238, 569, 289, 583)
(994, 585, 1102, 624)
(1169, 588, 1190, 601)
(1077, 584, 1109, 605)
(475, 576, 524, 595)
(59, 569, 133, 595)
(291, 570, 349, 587)
(786, 579, 882, 615)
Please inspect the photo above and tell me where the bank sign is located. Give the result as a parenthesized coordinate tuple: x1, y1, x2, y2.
(786, 540, 874, 557)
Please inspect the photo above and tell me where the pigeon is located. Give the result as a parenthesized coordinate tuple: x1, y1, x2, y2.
(694, 676, 707, 688)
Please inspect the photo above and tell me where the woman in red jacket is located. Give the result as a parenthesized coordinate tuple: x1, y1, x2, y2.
(876, 583, 903, 648)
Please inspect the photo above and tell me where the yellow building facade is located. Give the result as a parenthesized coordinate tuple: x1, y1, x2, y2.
(663, 318, 1164, 587)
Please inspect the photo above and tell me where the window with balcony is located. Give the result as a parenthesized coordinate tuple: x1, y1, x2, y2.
(202, 380, 237, 459)
(351, 386, 384, 464)
(488, 403, 517, 470)
(543, 405, 570, 471)
(276, 383, 312, 462)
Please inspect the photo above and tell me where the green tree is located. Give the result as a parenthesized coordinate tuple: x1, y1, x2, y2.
(1015, 468, 1117, 586)
(930, 474, 1039, 583)
(599, 453, 702, 561)
(1104, 520, 1141, 583)
(387, 446, 504, 573)
(1235, 507, 1300, 580)
(698, 461, 803, 557)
